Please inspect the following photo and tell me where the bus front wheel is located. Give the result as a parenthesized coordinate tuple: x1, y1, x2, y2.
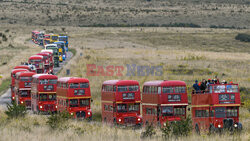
(195, 124, 200, 135)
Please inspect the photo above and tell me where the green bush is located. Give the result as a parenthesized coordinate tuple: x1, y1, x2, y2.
(46, 111, 71, 130)
(235, 33, 250, 42)
(141, 123, 156, 138)
(5, 100, 27, 119)
(161, 116, 192, 138)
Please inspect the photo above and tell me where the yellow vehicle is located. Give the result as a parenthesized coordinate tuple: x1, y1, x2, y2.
(58, 47, 63, 62)
(50, 34, 59, 43)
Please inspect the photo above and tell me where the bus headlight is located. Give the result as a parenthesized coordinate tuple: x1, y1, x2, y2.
(12, 97, 15, 100)
(138, 118, 141, 122)
(218, 124, 221, 128)
(234, 124, 238, 128)
(70, 113, 74, 116)
(118, 119, 122, 122)
(55, 105, 58, 109)
(163, 123, 167, 127)
(21, 101, 24, 104)
(88, 112, 91, 115)
(40, 105, 43, 109)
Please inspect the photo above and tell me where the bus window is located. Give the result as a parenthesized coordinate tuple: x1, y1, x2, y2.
(40, 79, 49, 84)
(20, 77, 32, 81)
(20, 91, 29, 97)
(128, 104, 139, 112)
(174, 107, 185, 116)
(214, 85, 226, 93)
(79, 99, 89, 107)
(215, 107, 226, 118)
(118, 86, 127, 92)
(158, 87, 161, 94)
(80, 83, 89, 88)
(114, 86, 116, 92)
(162, 106, 173, 116)
(162, 87, 174, 94)
(44, 85, 54, 91)
(49, 79, 57, 84)
(40, 94, 47, 101)
(117, 104, 127, 112)
(174, 87, 186, 93)
(128, 85, 139, 91)
(70, 83, 79, 88)
(226, 107, 238, 117)
(70, 99, 78, 107)
(226, 85, 238, 93)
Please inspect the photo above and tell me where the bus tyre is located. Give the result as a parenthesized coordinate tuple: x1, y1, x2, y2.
(87, 116, 92, 122)
(104, 117, 107, 123)
(195, 124, 200, 135)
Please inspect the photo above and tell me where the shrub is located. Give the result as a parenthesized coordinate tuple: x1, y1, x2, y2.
(5, 100, 27, 119)
(46, 111, 71, 130)
(141, 123, 156, 138)
(161, 116, 192, 138)
(235, 33, 250, 42)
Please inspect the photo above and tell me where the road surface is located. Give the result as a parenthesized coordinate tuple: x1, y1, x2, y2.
(0, 45, 73, 108)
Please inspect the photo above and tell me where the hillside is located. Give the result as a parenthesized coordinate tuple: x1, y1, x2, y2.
(0, 0, 250, 28)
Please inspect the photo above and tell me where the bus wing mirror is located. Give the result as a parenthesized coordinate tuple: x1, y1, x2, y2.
(91, 99, 93, 102)
(188, 108, 191, 111)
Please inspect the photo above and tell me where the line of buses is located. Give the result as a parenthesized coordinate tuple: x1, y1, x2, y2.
(31, 30, 69, 65)
(10, 69, 243, 133)
(9, 30, 242, 134)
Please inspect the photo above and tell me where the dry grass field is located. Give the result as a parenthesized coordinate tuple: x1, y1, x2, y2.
(0, 0, 250, 28)
(0, 25, 249, 140)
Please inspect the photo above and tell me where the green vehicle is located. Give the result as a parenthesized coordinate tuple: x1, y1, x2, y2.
(45, 44, 60, 67)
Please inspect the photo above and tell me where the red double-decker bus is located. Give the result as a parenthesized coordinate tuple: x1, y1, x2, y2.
(10, 69, 29, 101)
(14, 65, 36, 73)
(56, 77, 92, 120)
(31, 74, 58, 114)
(28, 55, 44, 74)
(36, 52, 51, 74)
(142, 80, 188, 127)
(191, 82, 242, 133)
(101, 80, 142, 126)
(14, 71, 36, 109)
(41, 50, 54, 74)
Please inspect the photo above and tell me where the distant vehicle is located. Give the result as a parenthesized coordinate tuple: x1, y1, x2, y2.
(59, 36, 68, 52)
(41, 50, 54, 74)
(142, 80, 188, 127)
(57, 77, 92, 120)
(36, 32, 45, 45)
(54, 41, 66, 61)
(14, 71, 36, 109)
(10, 69, 29, 101)
(43, 34, 51, 47)
(28, 55, 44, 74)
(45, 44, 60, 67)
(31, 74, 58, 114)
(36, 52, 51, 74)
(14, 65, 36, 73)
(101, 80, 142, 127)
(191, 82, 242, 133)
(49, 34, 59, 43)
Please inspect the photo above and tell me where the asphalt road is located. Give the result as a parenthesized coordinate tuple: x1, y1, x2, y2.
(0, 44, 73, 108)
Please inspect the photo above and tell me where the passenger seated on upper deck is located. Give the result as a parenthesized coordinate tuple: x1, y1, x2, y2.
(200, 79, 207, 91)
(221, 80, 227, 84)
(193, 80, 200, 93)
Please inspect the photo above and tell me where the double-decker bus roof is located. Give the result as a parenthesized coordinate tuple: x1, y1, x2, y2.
(58, 77, 89, 83)
(29, 55, 43, 60)
(103, 80, 139, 86)
(45, 44, 57, 48)
(16, 71, 36, 77)
(143, 80, 186, 87)
(54, 41, 65, 44)
(36, 52, 50, 57)
(41, 50, 53, 54)
(32, 74, 58, 79)
(11, 69, 29, 75)
(14, 65, 30, 70)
